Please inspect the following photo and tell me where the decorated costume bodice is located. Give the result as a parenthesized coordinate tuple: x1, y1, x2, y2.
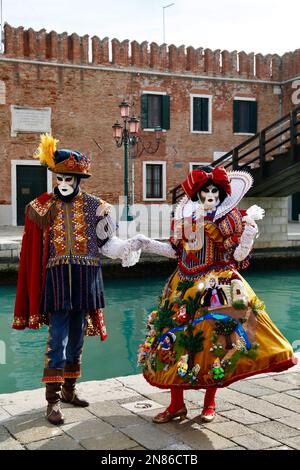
(47, 192, 108, 268)
(172, 208, 245, 279)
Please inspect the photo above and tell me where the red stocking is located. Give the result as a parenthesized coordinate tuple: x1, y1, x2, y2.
(203, 387, 217, 410)
(168, 388, 185, 413)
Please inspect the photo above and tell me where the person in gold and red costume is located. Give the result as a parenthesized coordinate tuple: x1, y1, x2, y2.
(133, 165, 297, 423)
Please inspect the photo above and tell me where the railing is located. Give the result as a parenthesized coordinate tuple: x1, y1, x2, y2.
(171, 106, 300, 204)
(211, 106, 300, 171)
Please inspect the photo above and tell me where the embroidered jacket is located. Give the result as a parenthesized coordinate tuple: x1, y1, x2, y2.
(12, 191, 110, 340)
(47, 192, 109, 268)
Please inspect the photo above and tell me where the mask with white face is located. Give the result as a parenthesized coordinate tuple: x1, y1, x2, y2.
(199, 184, 220, 211)
(56, 174, 76, 196)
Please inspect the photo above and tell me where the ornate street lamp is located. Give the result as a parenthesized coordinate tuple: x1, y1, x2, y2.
(112, 101, 162, 221)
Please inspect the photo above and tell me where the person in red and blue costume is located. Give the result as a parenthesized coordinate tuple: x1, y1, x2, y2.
(13, 134, 141, 425)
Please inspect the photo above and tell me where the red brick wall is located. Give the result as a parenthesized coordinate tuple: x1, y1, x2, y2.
(0, 24, 299, 207)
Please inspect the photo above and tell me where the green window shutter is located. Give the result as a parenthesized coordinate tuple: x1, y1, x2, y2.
(249, 101, 257, 134)
(193, 97, 201, 131)
(141, 94, 148, 129)
(161, 95, 170, 130)
(193, 97, 209, 131)
(233, 100, 240, 133)
(201, 98, 209, 131)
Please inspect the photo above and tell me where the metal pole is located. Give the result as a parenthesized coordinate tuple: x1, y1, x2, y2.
(162, 3, 175, 44)
(163, 7, 165, 43)
(121, 127, 133, 221)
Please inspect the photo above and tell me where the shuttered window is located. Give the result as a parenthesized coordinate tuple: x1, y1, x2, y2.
(233, 99, 257, 134)
(146, 164, 163, 198)
(141, 94, 170, 130)
(192, 96, 210, 132)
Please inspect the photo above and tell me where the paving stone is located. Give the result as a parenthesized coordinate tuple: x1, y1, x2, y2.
(269, 445, 294, 450)
(0, 437, 25, 450)
(236, 397, 294, 419)
(80, 431, 138, 450)
(3, 412, 63, 444)
(162, 442, 193, 450)
(285, 390, 300, 399)
(131, 446, 146, 450)
(201, 421, 255, 438)
(228, 381, 275, 397)
(117, 374, 165, 396)
(219, 408, 269, 425)
(63, 418, 114, 441)
(121, 422, 177, 450)
(60, 406, 95, 424)
(181, 428, 234, 450)
(249, 377, 299, 392)
(184, 389, 205, 403)
(189, 410, 228, 423)
(231, 432, 280, 450)
(145, 392, 173, 407)
(26, 435, 83, 450)
(0, 407, 10, 423)
(276, 413, 300, 431)
(215, 388, 252, 406)
(121, 399, 163, 414)
(224, 446, 245, 450)
(76, 380, 137, 403)
(279, 435, 300, 449)
(250, 421, 300, 440)
(261, 393, 300, 413)
(273, 373, 300, 387)
(89, 401, 146, 427)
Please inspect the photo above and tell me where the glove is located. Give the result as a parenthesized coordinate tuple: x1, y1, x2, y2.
(233, 224, 258, 262)
(100, 236, 141, 267)
(129, 234, 176, 259)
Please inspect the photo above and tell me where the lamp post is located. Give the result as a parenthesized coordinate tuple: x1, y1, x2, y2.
(112, 101, 162, 221)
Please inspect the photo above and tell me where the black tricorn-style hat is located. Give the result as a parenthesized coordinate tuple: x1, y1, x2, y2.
(34, 134, 91, 178)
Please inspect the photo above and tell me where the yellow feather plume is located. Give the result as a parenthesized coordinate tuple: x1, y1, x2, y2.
(34, 133, 59, 169)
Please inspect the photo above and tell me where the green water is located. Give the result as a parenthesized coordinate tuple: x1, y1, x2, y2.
(0, 270, 299, 394)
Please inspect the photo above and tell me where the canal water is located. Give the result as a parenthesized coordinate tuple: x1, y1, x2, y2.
(0, 270, 299, 394)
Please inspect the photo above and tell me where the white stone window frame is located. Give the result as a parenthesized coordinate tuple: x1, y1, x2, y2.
(190, 93, 212, 134)
(233, 96, 257, 136)
(0, 80, 6, 105)
(11, 160, 53, 226)
(143, 161, 167, 202)
(141, 90, 168, 132)
(189, 161, 211, 172)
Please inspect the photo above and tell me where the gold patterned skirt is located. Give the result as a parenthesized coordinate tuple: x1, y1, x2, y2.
(139, 268, 296, 389)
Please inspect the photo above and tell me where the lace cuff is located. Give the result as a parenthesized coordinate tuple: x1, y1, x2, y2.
(233, 224, 258, 261)
(143, 239, 177, 259)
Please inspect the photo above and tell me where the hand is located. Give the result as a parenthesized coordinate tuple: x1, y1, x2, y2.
(129, 234, 150, 251)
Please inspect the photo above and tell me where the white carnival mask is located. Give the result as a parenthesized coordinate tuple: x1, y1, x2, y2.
(199, 184, 220, 211)
(56, 174, 76, 196)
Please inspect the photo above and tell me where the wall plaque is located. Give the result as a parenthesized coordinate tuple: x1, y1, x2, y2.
(11, 105, 51, 137)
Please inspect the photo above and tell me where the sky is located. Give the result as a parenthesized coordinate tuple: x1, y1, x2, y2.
(1, 0, 299, 55)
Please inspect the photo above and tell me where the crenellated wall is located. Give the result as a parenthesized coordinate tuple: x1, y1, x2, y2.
(3, 23, 300, 82)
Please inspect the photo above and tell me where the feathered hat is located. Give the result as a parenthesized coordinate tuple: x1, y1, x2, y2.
(34, 133, 91, 178)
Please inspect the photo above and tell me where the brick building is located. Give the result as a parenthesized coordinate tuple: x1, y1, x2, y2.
(0, 23, 299, 225)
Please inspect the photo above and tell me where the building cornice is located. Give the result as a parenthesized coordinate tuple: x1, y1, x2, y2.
(1, 56, 297, 86)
